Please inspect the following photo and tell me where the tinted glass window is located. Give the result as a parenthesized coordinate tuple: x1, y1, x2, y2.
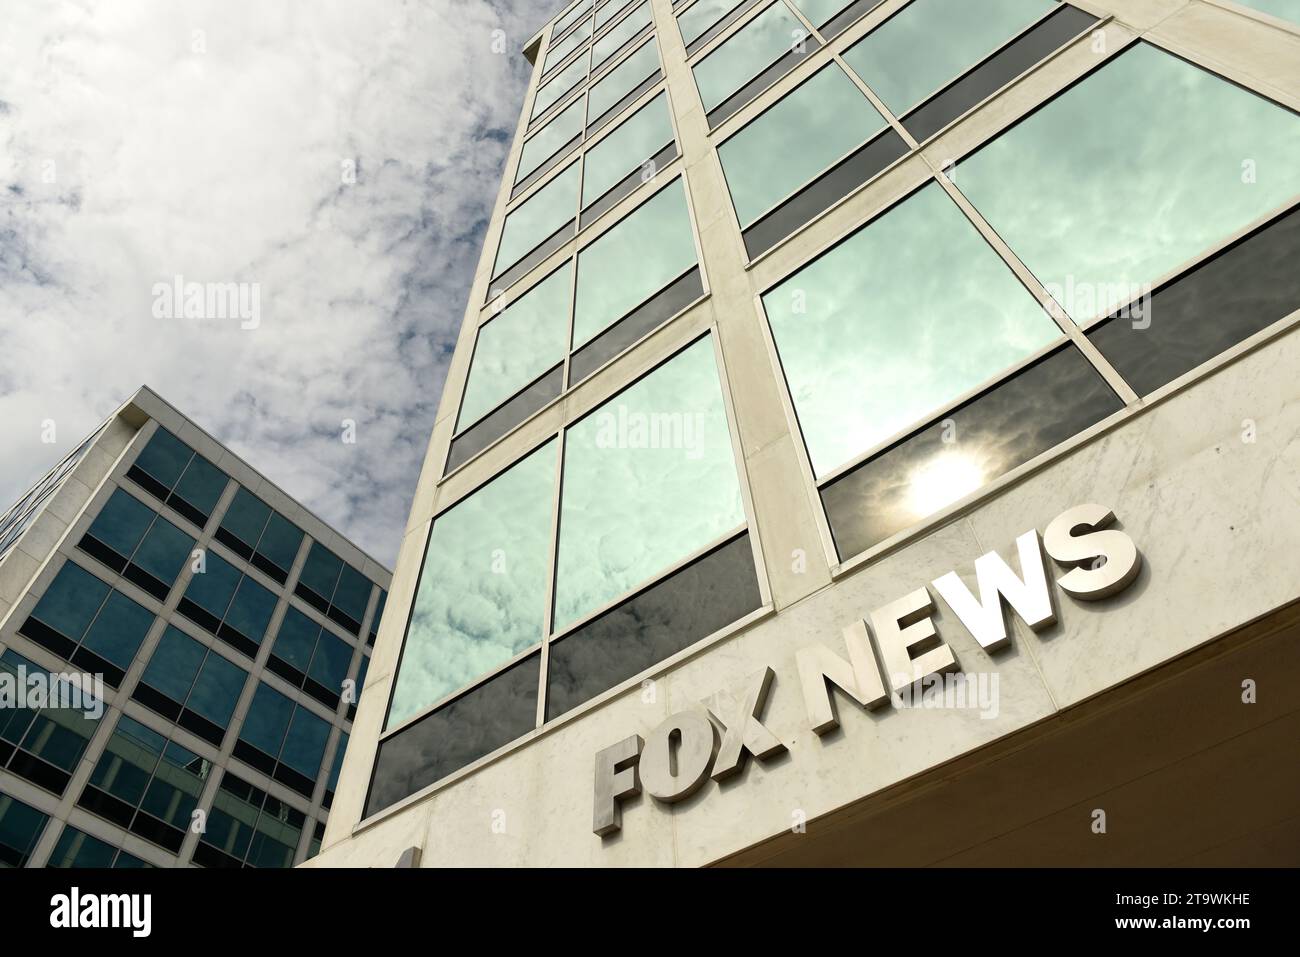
(494, 163, 580, 278)
(517, 99, 584, 186)
(679, 0, 743, 45)
(85, 488, 153, 558)
(532, 55, 588, 120)
(692, 1, 805, 112)
(30, 562, 111, 640)
(218, 487, 271, 548)
(588, 39, 659, 121)
(582, 92, 675, 208)
(593, 2, 652, 69)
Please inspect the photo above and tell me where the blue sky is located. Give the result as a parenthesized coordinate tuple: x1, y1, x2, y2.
(0, 0, 556, 566)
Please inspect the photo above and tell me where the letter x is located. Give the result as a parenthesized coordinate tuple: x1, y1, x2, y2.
(705, 666, 786, 781)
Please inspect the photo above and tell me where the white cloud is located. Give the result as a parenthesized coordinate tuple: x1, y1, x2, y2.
(0, 0, 555, 566)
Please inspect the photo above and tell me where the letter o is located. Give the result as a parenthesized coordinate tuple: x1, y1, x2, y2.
(639, 711, 718, 803)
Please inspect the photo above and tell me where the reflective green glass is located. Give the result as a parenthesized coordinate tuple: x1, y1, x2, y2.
(842, 0, 1054, 115)
(791, 0, 853, 26)
(459, 265, 572, 430)
(679, 0, 740, 45)
(49, 827, 117, 868)
(494, 163, 579, 276)
(517, 99, 584, 184)
(1236, 0, 1299, 23)
(593, 2, 652, 68)
(588, 39, 659, 121)
(308, 632, 352, 690)
(139, 742, 206, 825)
(532, 55, 587, 121)
(0, 796, 48, 867)
(719, 63, 884, 226)
(582, 92, 674, 207)
(333, 565, 372, 622)
(92, 716, 164, 805)
(544, 18, 591, 72)
(387, 440, 557, 729)
(957, 42, 1300, 324)
(597, 0, 637, 30)
(327, 731, 348, 791)
(573, 179, 697, 347)
(762, 182, 1061, 477)
(86, 488, 153, 557)
(556, 0, 594, 36)
(692, 1, 804, 112)
(554, 337, 745, 628)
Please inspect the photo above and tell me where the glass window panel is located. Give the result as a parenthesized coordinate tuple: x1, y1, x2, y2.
(554, 336, 745, 628)
(327, 731, 349, 792)
(332, 565, 372, 622)
(131, 518, 195, 586)
(556, 0, 594, 36)
(582, 92, 675, 208)
(132, 429, 191, 489)
(762, 182, 1061, 477)
(955, 42, 1300, 323)
(141, 627, 206, 702)
(308, 632, 353, 692)
(597, 0, 638, 29)
(588, 39, 659, 121)
(573, 179, 697, 347)
(49, 826, 118, 868)
(86, 488, 153, 558)
(494, 163, 579, 277)
(184, 551, 241, 617)
(186, 652, 246, 729)
(544, 18, 591, 72)
(298, 543, 342, 599)
(790, 0, 853, 27)
(532, 55, 588, 121)
(387, 440, 556, 729)
(23, 702, 97, 771)
(139, 742, 206, 826)
(679, 0, 741, 45)
(239, 683, 294, 756)
(218, 488, 271, 548)
(224, 577, 277, 645)
(172, 454, 227, 517)
(91, 716, 164, 806)
(593, 2, 652, 69)
(279, 709, 330, 778)
(517, 99, 584, 184)
(842, 0, 1055, 116)
(80, 591, 155, 668)
(718, 63, 885, 227)
(257, 513, 303, 572)
(459, 265, 572, 431)
(0, 795, 48, 867)
(1235, 0, 1299, 23)
(692, 1, 805, 113)
(31, 562, 110, 639)
(272, 608, 318, 672)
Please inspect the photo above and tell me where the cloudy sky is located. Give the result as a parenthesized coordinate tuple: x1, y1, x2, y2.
(0, 0, 554, 567)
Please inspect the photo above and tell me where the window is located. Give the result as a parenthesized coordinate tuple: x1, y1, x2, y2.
(554, 0, 594, 38)
(592, 2, 653, 71)
(516, 99, 585, 192)
(234, 682, 331, 797)
(0, 650, 100, 796)
(177, 551, 278, 657)
(373, 335, 762, 816)
(126, 427, 228, 528)
(1233, 0, 1299, 24)
(133, 626, 248, 746)
(0, 793, 48, 868)
(368, 589, 386, 646)
(532, 54, 588, 123)
(954, 42, 1300, 325)
(267, 606, 356, 710)
(492, 161, 580, 289)
(597, 0, 641, 30)
(306, 820, 325, 861)
(79, 487, 195, 600)
(214, 487, 304, 584)
(293, 542, 374, 635)
(0, 424, 101, 562)
(580, 91, 676, 225)
(19, 561, 156, 686)
(587, 37, 662, 130)
(717, 61, 905, 256)
(348, 655, 369, 722)
(790, 0, 884, 37)
(679, 0, 760, 51)
(542, 17, 592, 74)
(322, 730, 348, 809)
(389, 440, 556, 729)
(47, 826, 153, 868)
(691, 1, 816, 126)
(78, 716, 213, 853)
(192, 772, 304, 868)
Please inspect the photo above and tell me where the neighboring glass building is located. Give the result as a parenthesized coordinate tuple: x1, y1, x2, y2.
(0, 387, 389, 867)
(312, 0, 1300, 867)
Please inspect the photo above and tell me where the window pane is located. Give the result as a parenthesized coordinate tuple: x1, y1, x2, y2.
(257, 512, 302, 572)
(517, 99, 584, 184)
(761, 182, 1061, 477)
(327, 731, 349, 792)
(680, 0, 741, 45)
(588, 39, 659, 121)
(132, 429, 191, 489)
(139, 742, 207, 826)
(141, 626, 206, 702)
(582, 92, 675, 208)
(791, 0, 854, 27)
(1235, 0, 1299, 24)
(955, 42, 1300, 323)
(224, 577, 277, 646)
(554, 336, 745, 627)
(597, 0, 638, 29)
(86, 488, 153, 558)
(218, 488, 271, 548)
(183, 551, 241, 618)
(279, 709, 330, 778)
(555, 0, 594, 36)
(495, 163, 579, 278)
(532, 55, 587, 121)
(91, 716, 164, 806)
(308, 632, 353, 692)
(718, 62, 884, 227)
(543, 18, 591, 72)
(187, 653, 246, 729)
(81, 591, 155, 668)
(459, 264, 572, 431)
(0, 795, 48, 867)
(240, 683, 294, 756)
(49, 826, 117, 868)
(593, 2, 652, 69)
(132, 518, 195, 587)
(387, 440, 556, 729)
(298, 543, 342, 599)
(842, 0, 1054, 115)
(172, 454, 227, 517)
(332, 565, 372, 624)
(272, 607, 318, 671)
(32, 562, 110, 639)
(573, 179, 697, 347)
(692, 1, 804, 113)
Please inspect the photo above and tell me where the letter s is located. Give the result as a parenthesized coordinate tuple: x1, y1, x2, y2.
(1043, 504, 1141, 600)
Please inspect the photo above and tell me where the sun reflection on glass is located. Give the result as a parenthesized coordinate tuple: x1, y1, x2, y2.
(906, 452, 986, 519)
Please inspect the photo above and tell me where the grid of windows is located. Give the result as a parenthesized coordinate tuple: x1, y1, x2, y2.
(0, 650, 101, 796)
(19, 561, 157, 687)
(78, 487, 196, 601)
(373, 333, 761, 815)
(132, 625, 249, 746)
(214, 486, 305, 585)
(192, 771, 306, 868)
(293, 542, 373, 636)
(126, 427, 229, 529)
(267, 606, 356, 711)
(234, 682, 332, 797)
